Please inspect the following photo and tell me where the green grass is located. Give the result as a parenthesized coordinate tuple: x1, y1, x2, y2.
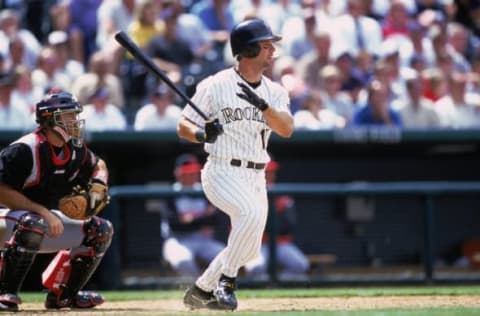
(19, 285, 480, 302)
(19, 286, 480, 316)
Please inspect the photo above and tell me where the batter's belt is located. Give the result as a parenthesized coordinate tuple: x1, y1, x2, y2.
(230, 159, 266, 170)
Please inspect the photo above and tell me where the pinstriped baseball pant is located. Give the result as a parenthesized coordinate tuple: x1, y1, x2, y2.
(196, 158, 268, 292)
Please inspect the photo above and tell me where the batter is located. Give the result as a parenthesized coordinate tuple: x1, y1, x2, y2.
(177, 18, 294, 310)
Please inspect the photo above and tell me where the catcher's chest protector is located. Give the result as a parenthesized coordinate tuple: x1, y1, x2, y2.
(15, 131, 91, 208)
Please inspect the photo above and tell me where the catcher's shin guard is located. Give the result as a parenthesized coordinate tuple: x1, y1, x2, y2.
(0, 214, 47, 295)
(43, 216, 113, 308)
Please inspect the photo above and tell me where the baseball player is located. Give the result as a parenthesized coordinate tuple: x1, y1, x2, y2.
(177, 18, 294, 310)
(162, 154, 225, 277)
(0, 91, 113, 311)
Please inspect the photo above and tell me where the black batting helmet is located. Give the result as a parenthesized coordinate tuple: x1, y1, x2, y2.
(230, 18, 281, 58)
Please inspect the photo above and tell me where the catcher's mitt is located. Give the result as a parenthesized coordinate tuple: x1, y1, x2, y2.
(58, 183, 109, 220)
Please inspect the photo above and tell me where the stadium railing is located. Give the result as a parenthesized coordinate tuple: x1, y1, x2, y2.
(102, 181, 480, 289)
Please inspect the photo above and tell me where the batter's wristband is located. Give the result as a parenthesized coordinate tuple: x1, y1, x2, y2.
(195, 130, 206, 143)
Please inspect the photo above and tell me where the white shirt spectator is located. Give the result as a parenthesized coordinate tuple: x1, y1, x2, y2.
(80, 87, 127, 131)
(434, 94, 480, 128)
(332, 12, 382, 58)
(398, 98, 441, 128)
(294, 108, 345, 130)
(81, 103, 127, 131)
(96, 0, 134, 50)
(0, 102, 32, 130)
(134, 103, 181, 130)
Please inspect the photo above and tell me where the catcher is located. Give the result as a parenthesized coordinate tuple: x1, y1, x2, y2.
(0, 91, 113, 311)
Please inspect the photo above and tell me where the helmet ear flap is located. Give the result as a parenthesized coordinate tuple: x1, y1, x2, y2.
(239, 43, 261, 59)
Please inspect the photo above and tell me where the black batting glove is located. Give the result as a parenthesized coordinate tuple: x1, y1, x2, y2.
(236, 82, 269, 111)
(195, 118, 224, 143)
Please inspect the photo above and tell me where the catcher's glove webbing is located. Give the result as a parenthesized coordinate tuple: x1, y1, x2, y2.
(58, 182, 109, 220)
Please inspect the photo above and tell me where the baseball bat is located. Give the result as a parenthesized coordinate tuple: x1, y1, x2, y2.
(114, 31, 209, 120)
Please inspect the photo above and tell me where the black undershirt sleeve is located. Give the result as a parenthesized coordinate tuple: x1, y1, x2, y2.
(0, 143, 33, 190)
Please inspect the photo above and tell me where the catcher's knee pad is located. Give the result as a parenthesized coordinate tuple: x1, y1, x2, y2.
(10, 213, 48, 251)
(0, 213, 48, 294)
(82, 216, 113, 254)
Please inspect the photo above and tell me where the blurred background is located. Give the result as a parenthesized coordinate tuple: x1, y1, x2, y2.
(1, 0, 480, 290)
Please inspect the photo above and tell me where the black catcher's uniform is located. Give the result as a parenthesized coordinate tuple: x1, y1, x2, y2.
(0, 97, 113, 311)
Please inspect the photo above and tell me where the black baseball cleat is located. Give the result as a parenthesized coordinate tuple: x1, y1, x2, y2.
(0, 293, 21, 312)
(214, 274, 238, 310)
(184, 285, 221, 310)
(45, 290, 104, 309)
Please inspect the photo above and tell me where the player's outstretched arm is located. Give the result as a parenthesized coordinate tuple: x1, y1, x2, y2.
(263, 108, 294, 138)
(178, 116, 203, 143)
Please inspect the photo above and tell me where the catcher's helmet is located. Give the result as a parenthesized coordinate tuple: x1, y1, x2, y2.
(36, 91, 85, 147)
(230, 18, 281, 58)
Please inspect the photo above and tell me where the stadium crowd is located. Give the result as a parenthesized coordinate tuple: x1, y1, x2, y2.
(0, 0, 479, 131)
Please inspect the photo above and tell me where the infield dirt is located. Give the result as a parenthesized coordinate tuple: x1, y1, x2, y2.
(11, 295, 480, 315)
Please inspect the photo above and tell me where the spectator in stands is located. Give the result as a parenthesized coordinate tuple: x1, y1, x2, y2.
(446, 22, 474, 72)
(79, 87, 127, 131)
(128, 0, 164, 49)
(10, 65, 43, 114)
(333, 49, 368, 94)
(96, 0, 135, 51)
(244, 160, 309, 279)
(162, 154, 225, 278)
(281, 0, 332, 60)
(381, 0, 411, 39)
(398, 21, 431, 68)
(332, 0, 383, 59)
(165, 0, 214, 61)
(398, 72, 441, 128)
(232, 0, 301, 35)
(434, 71, 480, 128)
(0, 9, 41, 71)
(191, 0, 234, 51)
(296, 29, 331, 90)
(319, 64, 354, 123)
(96, 0, 135, 76)
(351, 79, 402, 126)
(7, 34, 26, 73)
(133, 84, 182, 130)
(48, 0, 84, 65)
(68, 0, 102, 65)
(120, 0, 165, 112)
(32, 47, 71, 92)
(146, 8, 195, 95)
(293, 90, 345, 130)
(421, 67, 448, 102)
(0, 70, 32, 130)
(47, 30, 85, 83)
(272, 55, 307, 113)
(379, 39, 410, 106)
(281, 7, 319, 60)
(345, 77, 368, 114)
(71, 51, 125, 109)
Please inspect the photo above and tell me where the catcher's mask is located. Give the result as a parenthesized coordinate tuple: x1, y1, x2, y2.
(35, 91, 85, 147)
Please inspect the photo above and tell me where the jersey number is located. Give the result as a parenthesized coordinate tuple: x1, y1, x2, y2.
(260, 129, 267, 149)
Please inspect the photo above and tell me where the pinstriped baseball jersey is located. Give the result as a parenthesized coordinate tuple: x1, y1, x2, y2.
(181, 67, 291, 162)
